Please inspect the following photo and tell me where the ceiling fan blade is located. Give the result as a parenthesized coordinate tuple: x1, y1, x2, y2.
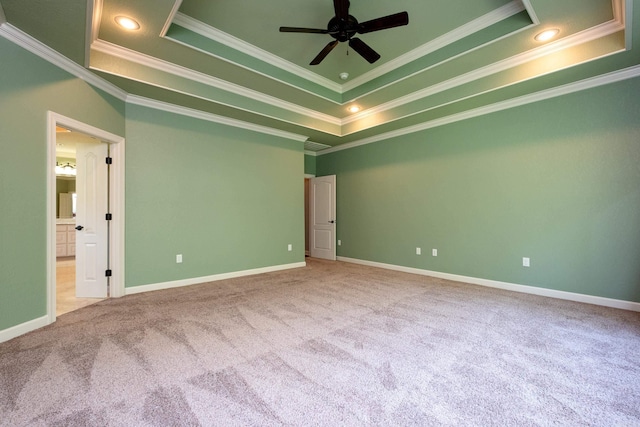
(310, 40, 339, 65)
(279, 26, 329, 34)
(348, 38, 381, 64)
(333, 0, 350, 21)
(358, 11, 409, 34)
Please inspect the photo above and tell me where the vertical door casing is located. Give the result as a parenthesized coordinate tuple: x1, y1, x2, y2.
(75, 141, 109, 298)
(310, 175, 336, 260)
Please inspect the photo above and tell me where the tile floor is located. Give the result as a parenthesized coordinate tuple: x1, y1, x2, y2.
(56, 257, 104, 316)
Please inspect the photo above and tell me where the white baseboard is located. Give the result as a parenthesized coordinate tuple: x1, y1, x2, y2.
(125, 261, 307, 295)
(337, 256, 640, 312)
(0, 315, 50, 344)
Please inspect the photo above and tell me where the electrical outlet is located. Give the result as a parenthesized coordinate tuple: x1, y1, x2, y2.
(338, 240, 341, 246)
(432, 249, 438, 257)
(287, 244, 292, 252)
(523, 257, 530, 267)
(176, 254, 183, 263)
(416, 247, 421, 255)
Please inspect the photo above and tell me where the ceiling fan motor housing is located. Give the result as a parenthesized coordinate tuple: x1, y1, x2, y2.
(328, 15, 359, 42)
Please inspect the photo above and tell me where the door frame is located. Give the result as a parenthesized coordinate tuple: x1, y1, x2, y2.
(46, 111, 125, 323)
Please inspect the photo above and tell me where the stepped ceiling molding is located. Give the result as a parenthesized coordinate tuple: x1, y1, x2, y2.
(0, 0, 638, 151)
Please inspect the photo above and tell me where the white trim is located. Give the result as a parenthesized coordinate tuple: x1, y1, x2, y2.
(343, 0, 526, 92)
(0, 316, 49, 344)
(47, 112, 126, 323)
(337, 257, 640, 312)
(304, 174, 316, 178)
(343, 18, 624, 125)
(126, 95, 309, 142)
(172, 12, 341, 93)
(520, 0, 540, 25)
(85, 0, 102, 67)
(91, 39, 341, 127)
(304, 150, 317, 157)
(319, 64, 640, 155)
(0, 2, 7, 25)
(125, 262, 307, 295)
(160, 0, 184, 37)
(89, 0, 103, 44)
(0, 23, 127, 101)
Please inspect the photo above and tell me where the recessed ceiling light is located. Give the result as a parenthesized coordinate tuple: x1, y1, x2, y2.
(348, 106, 360, 113)
(339, 72, 349, 81)
(535, 29, 559, 42)
(115, 16, 140, 31)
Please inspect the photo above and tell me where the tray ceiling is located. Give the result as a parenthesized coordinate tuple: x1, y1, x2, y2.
(0, 0, 637, 149)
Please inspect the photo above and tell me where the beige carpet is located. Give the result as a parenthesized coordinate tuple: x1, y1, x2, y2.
(1, 258, 639, 426)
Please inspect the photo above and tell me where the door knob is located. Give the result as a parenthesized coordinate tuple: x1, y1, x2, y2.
(329, 220, 336, 224)
(75, 225, 84, 231)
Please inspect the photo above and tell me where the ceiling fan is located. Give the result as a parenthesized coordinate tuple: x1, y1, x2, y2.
(279, 0, 409, 65)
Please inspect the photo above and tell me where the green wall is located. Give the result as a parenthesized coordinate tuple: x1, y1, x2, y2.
(0, 37, 125, 331)
(0, 35, 306, 334)
(124, 104, 304, 287)
(304, 153, 316, 175)
(317, 76, 640, 302)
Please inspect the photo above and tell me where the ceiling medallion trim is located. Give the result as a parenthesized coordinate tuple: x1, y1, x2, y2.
(171, 12, 342, 93)
(91, 39, 341, 127)
(320, 64, 640, 156)
(126, 95, 309, 142)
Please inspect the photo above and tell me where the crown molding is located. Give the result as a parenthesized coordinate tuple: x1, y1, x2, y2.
(127, 94, 309, 142)
(319, 64, 640, 156)
(304, 150, 317, 156)
(172, 12, 342, 94)
(160, 0, 183, 38)
(0, 22, 128, 101)
(91, 39, 342, 128)
(341, 0, 527, 93)
(343, 17, 625, 126)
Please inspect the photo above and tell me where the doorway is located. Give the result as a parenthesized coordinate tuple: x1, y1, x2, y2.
(47, 112, 125, 323)
(306, 175, 337, 260)
(55, 132, 108, 316)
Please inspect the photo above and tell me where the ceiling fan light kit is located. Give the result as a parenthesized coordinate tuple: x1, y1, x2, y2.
(279, 0, 408, 65)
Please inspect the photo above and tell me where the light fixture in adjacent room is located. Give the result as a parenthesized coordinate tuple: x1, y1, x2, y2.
(115, 15, 140, 31)
(534, 28, 559, 42)
(55, 162, 76, 177)
(348, 105, 360, 113)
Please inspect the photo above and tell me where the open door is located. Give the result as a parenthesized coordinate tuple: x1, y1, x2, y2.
(310, 175, 336, 260)
(75, 140, 109, 298)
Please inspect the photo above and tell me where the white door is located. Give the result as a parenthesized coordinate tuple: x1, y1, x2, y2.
(310, 175, 336, 260)
(75, 141, 109, 298)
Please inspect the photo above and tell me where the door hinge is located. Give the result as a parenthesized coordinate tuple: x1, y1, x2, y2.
(105, 269, 112, 277)
(106, 156, 113, 165)
(105, 213, 112, 221)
